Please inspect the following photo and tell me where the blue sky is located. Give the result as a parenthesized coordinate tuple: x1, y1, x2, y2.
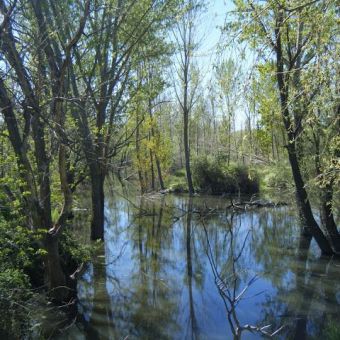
(195, 1, 230, 70)
(193, 1, 252, 129)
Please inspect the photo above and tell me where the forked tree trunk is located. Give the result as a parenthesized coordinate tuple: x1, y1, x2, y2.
(313, 130, 340, 252)
(0, 78, 67, 300)
(286, 144, 333, 254)
(320, 185, 340, 252)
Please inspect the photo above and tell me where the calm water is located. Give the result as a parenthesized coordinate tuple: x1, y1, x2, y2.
(64, 190, 340, 339)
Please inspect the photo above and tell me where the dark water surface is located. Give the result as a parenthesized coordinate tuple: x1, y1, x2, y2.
(63, 190, 340, 339)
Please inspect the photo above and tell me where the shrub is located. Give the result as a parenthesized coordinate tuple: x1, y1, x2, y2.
(0, 216, 42, 337)
(167, 177, 188, 193)
(59, 228, 93, 272)
(229, 164, 260, 194)
(166, 168, 188, 192)
(0, 269, 33, 338)
(192, 156, 259, 195)
(173, 168, 186, 178)
(192, 156, 235, 194)
(0, 212, 92, 338)
(263, 163, 293, 189)
(323, 317, 340, 340)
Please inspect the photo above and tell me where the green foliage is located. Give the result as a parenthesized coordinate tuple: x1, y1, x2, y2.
(229, 164, 260, 194)
(261, 163, 294, 190)
(0, 215, 40, 337)
(59, 228, 93, 271)
(0, 217, 41, 275)
(167, 174, 188, 193)
(0, 205, 91, 337)
(322, 317, 340, 340)
(192, 156, 233, 194)
(192, 156, 259, 194)
(173, 168, 186, 178)
(0, 269, 33, 338)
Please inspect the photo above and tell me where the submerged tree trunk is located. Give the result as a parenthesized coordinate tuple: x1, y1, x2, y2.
(285, 130, 333, 255)
(313, 130, 340, 252)
(320, 184, 340, 252)
(90, 167, 105, 240)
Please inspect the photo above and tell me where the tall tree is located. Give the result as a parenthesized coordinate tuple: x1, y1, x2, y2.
(215, 58, 242, 164)
(230, 0, 339, 254)
(70, 0, 179, 239)
(173, 0, 202, 195)
(0, 0, 90, 298)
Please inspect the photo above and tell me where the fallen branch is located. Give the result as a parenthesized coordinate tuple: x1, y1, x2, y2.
(226, 199, 288, 212)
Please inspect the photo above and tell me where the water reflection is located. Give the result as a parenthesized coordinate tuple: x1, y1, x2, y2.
(69, 192, 340, 339)
(201, 214, 284, 339)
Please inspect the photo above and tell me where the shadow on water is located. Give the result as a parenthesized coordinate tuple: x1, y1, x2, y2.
(62, 187, 340, 339)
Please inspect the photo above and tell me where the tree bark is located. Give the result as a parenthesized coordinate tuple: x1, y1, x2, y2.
(313, 129, 340, 252)
(286, 144, 332, 254)
(184, 108, 194, 194)
(320, 184, 340, 252)
(148, 99, 165, 190)
(69, 69, 105, 240)
(155, 155, 165, 190)
(135, 107, 146, 194)
(45, 233, 67, 300)
(90, 166, 105, 240)
(149, 149, 155, 191)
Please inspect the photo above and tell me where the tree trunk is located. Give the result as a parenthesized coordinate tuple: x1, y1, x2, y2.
(149, 149, 155, 191)
(313, 130, 340, 252)
(179, 134, 184, 168)
(45, 233, 67, 301)
(69, 70, 106, 241)
(184, 109, 194, 195)
(0, 76, 67, 298)
(320, 184, 340, 252)
(155, 155, 165, 190)
(227, 115, 231, 166)
(196, 121, 199, 156)
(147, 100, 165, 191)
(286, 138, 333, 255)
(135, 107, 145, 193)
(90, 167, 105, 240)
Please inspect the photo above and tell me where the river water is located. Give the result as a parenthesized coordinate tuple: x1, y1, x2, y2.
(63, 189, 340, 339)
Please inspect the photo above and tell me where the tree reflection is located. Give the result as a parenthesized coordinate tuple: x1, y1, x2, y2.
(74, 192, 340, 339)
(201, 214, 284, 339)
(128, 195, 179, 339)
(81, 246, 116, 340)
(186, 197, 199, 339)
(256, 226, 340, 340)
